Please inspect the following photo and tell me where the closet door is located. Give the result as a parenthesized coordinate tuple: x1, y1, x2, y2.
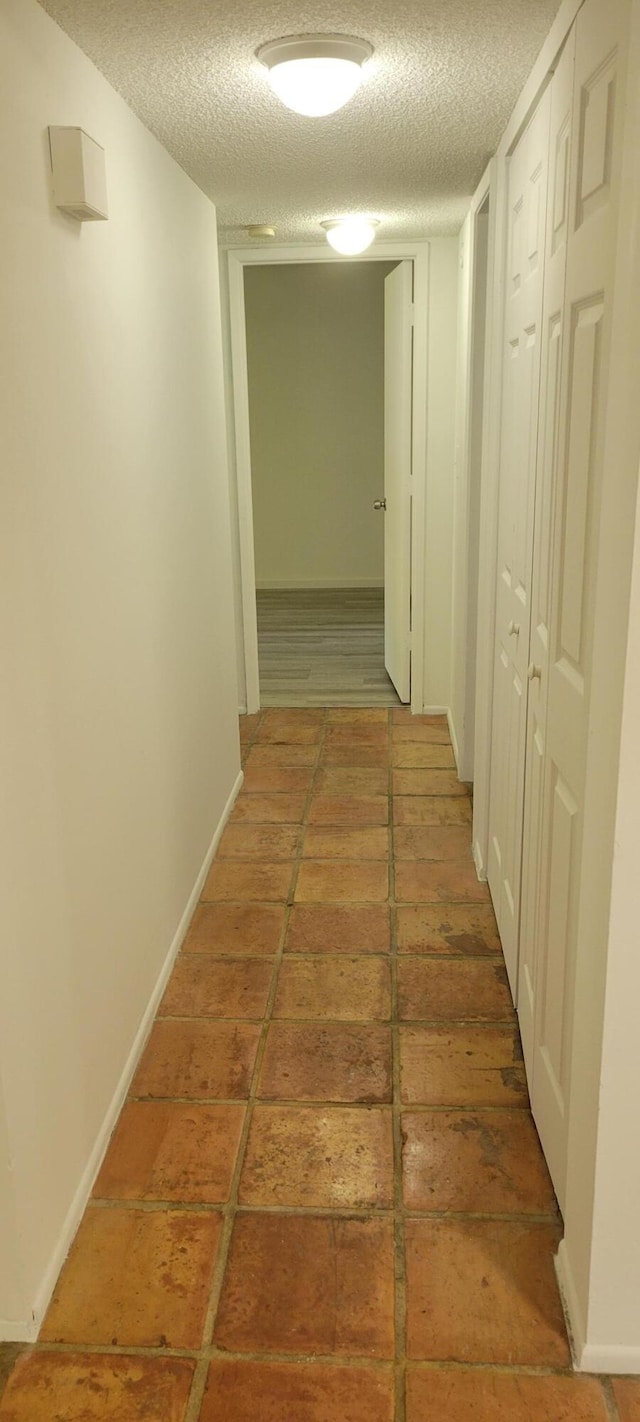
(528, 0, 628, 1209)
(518, 31, 576, 1076)
(487, 89, 551, 997)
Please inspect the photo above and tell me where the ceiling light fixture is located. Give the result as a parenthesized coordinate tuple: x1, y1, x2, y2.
(321, 217, 380, 255)
(256, 35, 373, 117)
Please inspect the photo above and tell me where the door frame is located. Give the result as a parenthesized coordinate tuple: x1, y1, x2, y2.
(225, 240, 430, 714)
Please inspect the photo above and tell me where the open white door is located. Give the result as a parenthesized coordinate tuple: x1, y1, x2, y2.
(383, 260, 413, 703)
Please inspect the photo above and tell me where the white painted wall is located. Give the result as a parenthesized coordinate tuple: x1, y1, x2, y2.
(422, 238, 459, 710)
(244, 262, 393, 589)
(0, 0, 240, 1337)
(584, 467, 640, 1364)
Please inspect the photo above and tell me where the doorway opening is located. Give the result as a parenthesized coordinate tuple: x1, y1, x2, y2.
(226, 240, 430, 716)
(243, 259, 400, 707)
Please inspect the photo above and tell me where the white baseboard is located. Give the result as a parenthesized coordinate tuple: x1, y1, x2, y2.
(555, 1239, 585, 1371)
(255, 578, 385, 590)
(556, 1243, 640, 1374)
(580, 1342, 640, 1374)
(472, 837, 488, 880)
(447, 708, 461, 773)
(0, 1319, 35, 1344)
(419, 704, 449, 716)
(0, 768, 243, 1345)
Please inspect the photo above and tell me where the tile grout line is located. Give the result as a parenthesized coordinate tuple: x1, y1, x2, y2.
(601, 1377, 624, 1422)
(389, 708, 407, 1422)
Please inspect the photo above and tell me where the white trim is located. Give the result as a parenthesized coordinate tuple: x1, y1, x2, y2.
(0, 1320, 34, 1345)
(0, 769, 243, 1344)
(256, 578, 384, 590)
(553, 1242, 640, 1375)
(226, 241, 430, 717)
(579, 1344, 640, 1375)
(472, 838, 487, 881)
(472, 154, 504, 873)
(422, 705, 449, 716)
(228, 252, 261, 714)
(498, 0, 584, 156)
(450, 166, 492, 780)
(555, 1239, 586, 1371)
(447, 706, 461, 773)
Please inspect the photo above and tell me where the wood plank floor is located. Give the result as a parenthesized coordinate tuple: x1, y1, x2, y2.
(257, 588, 402, 707)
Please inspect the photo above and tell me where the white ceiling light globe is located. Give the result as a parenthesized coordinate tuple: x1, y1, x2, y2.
(322, 218, 380, 255)
(257, 36, 373, 118)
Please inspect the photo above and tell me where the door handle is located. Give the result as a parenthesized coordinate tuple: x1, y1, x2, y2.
(373, 499, 387, 510)
(508, 620, 520, 636)
(528, 664, 542, 681)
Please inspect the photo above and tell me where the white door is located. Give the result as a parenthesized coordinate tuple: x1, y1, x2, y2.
(383, 260, 413, 703)
(487, 89, 551, 997)
(526, 0, 628, 1209)
(518, 30, 576, 1076)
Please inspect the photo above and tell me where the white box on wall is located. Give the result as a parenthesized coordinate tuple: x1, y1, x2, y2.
(48, 126, 108, 221)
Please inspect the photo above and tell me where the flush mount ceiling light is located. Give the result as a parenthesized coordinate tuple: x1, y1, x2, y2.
(321, 217, 380, 255)
(256, 35, 373, 117)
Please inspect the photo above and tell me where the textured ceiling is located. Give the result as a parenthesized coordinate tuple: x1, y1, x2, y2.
(39, 0, 561, 243)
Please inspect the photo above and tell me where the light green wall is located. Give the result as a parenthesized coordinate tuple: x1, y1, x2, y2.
(245, 261, 396, 587)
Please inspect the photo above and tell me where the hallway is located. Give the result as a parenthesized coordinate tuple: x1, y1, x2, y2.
(1, 707, 634, 1420)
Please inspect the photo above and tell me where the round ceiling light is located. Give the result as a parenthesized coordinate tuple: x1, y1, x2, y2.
(321, 218, 380, 255)
(256, 34, 373, 117)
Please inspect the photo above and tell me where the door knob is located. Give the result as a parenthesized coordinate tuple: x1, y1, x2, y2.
(508, 620, 520, 636)
(373, 499, 387, 511)
(528, 663, 542, 681)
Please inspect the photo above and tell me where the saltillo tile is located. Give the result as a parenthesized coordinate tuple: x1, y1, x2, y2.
(130, 1019, 260, 1100)
(396, 904, 500, 955)
(399, 1025, 528, 1107)
(273, 956, 391, 1021)
(214, 1212, 395, 1358)
(94, 1101, 245, 1203)
(200, 1359, 395, 1422)
(41, 1207, 221, 1348)
(401, 1108, 557, 1214)
(286, 904, 391, 953)
(404, 1218, 570, 1365)
(239, 1103, 394, 1209)
(0, 1352, 195, 1421)
(405, 1367, 609, 1421)
(182, 904, 285, 955)
(258, 1022, 393, 1104)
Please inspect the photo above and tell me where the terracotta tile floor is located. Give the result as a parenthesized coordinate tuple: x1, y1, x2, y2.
(1, 706, 638, 1420)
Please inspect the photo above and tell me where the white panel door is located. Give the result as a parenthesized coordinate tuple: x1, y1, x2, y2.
(528, 0, 628, 1209)
(487, 90, 551, 996)
(383, 260, 413, 703)
(518, 31, 576, 1076)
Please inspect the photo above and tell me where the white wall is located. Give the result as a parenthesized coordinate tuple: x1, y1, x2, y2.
(422, 238, 459, 710)
(244, 262, 393, 589)
(0, 0, 240, 1337)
